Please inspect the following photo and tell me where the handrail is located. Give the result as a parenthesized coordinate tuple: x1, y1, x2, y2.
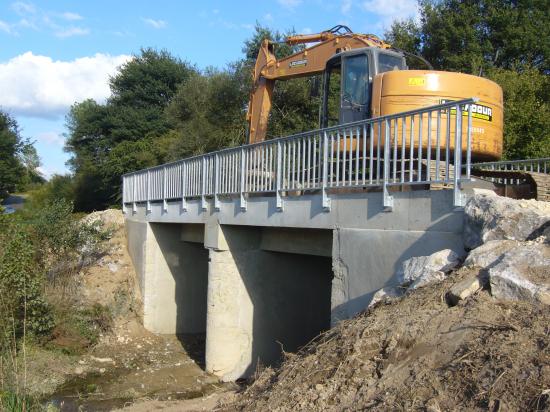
(122, 98, 477, 212)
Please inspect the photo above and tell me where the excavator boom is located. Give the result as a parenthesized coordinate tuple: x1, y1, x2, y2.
(246, 26, 391, 144)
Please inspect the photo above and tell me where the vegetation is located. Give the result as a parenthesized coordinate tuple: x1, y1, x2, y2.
(385, 0, 550, 159)
(0, 112, 43, 200)
(0, 198, 112, 406)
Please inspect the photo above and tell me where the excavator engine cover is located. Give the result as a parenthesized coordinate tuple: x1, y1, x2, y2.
(371, 70, 503, 161)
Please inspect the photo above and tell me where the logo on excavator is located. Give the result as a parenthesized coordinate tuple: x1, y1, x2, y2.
(441, 99, 493, 122)
(289, 59, 308, 68)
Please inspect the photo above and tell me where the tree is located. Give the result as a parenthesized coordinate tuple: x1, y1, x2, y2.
(387, 0, 550, 74)
(0, 111, 40, 198)
(64, 49, 195, 211)
(385, 0, 550, 158)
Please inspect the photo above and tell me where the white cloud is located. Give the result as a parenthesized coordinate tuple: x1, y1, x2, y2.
(55, 26, 89, 38)
(362, 0, 419, 24)
(60, 12, 83, 21)
(263, 13, 274, 22)
(37, 165, 68, 179)
(341, 0, 352, 14)
(0, 52, 132, 119)
(11, 1, 36, 15)
(37, 131, 64, 146)
(277, 0, 302, 9)
(142, 17, 167, 29)
(0, 20, 15, 34)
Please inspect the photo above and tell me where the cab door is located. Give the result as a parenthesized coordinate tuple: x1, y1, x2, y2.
(340, 53, 371, 124)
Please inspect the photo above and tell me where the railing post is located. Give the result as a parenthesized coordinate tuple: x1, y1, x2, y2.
(132, 174, 137, 213)
(181, 162, 187, 212)
(146, 169, 151, 213)
(322, 131, 331, 211)
(162, 166, 168, 212)
(214, 154, 220, 211)
(122, 176, 127, 214)
(201, 157, 207, 211)
(466, 103, 472, 179)
(276, 141, 283, 210)
(383, 118, 394, 211)
(453, 103, 466, 207)
(240, 148, 247, 211)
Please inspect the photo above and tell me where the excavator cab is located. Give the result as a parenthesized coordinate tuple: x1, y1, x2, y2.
(321, 48, 406, 127)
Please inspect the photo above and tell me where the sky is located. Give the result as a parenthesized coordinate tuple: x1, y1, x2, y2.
(0, 0, 419, 178)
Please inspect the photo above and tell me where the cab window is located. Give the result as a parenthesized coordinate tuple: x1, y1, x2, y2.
(378, 53, 405, 73)
(343, 54, 369, 107)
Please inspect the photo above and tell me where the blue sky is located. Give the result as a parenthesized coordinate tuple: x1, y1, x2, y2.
(0, 0, 417, 178)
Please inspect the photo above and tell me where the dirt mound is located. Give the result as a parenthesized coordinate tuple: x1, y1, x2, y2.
(224, 267, 550, 411)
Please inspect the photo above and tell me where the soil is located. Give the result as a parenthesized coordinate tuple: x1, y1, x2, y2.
(223, 266, 550, 411)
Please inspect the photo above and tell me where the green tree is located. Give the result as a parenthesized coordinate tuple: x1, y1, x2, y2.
(0, 111, 31, 199)
(65, 49, 195, 211)
(385, 0, 550, 158)
(387, 0, 550, 73)
(488, 67, 550, 159)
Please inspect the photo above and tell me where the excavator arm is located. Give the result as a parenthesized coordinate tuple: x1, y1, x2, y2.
(246, 26, 391, 144)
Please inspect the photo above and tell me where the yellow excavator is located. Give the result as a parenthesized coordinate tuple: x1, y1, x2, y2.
(246, 25, 503, 161)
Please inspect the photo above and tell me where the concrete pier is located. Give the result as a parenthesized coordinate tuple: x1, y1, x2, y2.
(125, 189, 465, 380)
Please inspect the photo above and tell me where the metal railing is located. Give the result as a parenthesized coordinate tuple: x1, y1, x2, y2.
(122, 98, 477, 213)
(472, 158, 550, 185)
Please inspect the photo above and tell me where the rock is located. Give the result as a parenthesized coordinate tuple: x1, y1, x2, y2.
(446, 275, 483, 306)
(464, 240, 518, 271)
(91, 356, 114, 363)
(397, 249, 463, 285)
(464, 193, 550, 250)
(409, 270, 447, 290)
(489, 262, 550, 305)
(368, 286, 403, 307)
(465, 239, 550, 304)
(74, 367, 84, 375)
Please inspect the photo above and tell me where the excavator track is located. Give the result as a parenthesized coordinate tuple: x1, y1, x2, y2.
(471, 169, 550, 202)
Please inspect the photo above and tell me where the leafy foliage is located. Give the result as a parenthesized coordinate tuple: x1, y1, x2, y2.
(64, 49, 195, 211)
(385, 0, 550, 158)
(0, 111, 42, 199)
(487, 67, 550, 159)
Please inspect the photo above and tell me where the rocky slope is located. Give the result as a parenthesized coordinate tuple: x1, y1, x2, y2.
(224, 192, 550, 411)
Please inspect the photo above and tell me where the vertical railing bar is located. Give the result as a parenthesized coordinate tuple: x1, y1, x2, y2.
(446, 108, 451, 182)
(417, 114, 423, 182)
(336, 131, 341, 186)
(307, 136, 311, 188)
(401, 117, 405, 183)
(466, 104, 472, 179)
(330, 133, 335, 186)
(376, 121, 381, 183)
(369, 123, 374, 184)
(383, 118, 393, 210)
(427, 112, 432, 181)
(297, 139, 302, 189)
(276, 141, 283, 209)
(409, 115, 414, 182)
(322, 131, 330, 210)
(343, 130, 348, 186)
(355, 127, 360, 185)
(436, 110, 441, 180)
(240, 148, 247, 210)
(393, 119, 397, 182)
(362, 124, 367, 185)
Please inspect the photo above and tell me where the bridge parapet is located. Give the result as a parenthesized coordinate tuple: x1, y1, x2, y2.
(122, 98, 478, 214)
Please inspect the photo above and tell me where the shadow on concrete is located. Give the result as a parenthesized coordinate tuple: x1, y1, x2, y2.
(224, 226, 333, 377)
(176, 333, 206, 369)
(149, 224, 209, 366)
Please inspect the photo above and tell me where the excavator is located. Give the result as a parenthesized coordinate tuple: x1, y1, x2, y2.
(246, 25, 549, 200)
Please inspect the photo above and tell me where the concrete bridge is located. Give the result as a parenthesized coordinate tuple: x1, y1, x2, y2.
(123, 99, 476, 381)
